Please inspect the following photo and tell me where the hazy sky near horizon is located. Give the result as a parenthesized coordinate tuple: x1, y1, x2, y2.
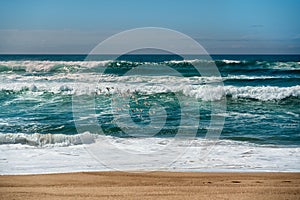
(0, 0, 300, 54)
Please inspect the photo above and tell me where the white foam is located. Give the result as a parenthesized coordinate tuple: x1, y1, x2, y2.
(0, 137, 299, 174)
(225, 75, 294, 80)
(168, 59, 209, 64)
(222, 59, 241, 64)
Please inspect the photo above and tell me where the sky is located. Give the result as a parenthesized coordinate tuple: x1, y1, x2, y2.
(0, 0, 300, 54)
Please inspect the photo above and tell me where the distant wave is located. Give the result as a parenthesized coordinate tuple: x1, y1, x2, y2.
(1, 59, 299, 101)
(0, 60, 112, 73)
(164, 59, 300, 70)
(224, 85, 300, 101)
(1, 80, 299, 101)
(0, 59, 299, 73)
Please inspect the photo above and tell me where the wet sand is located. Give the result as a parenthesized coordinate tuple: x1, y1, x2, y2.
(0, 172, 299, 200)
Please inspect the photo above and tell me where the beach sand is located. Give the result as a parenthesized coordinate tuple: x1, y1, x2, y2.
(0, 172, 299, 200)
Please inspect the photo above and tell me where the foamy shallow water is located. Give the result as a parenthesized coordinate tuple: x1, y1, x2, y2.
(1, 138, 299, 175)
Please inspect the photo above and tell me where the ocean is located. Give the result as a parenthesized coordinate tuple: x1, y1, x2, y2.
(0, 54, 299, 174)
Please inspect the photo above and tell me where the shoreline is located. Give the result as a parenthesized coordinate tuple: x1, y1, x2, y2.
(1, 171, 299, 200)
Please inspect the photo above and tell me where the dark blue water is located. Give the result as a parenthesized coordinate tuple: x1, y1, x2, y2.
(0, 55, 299, 146)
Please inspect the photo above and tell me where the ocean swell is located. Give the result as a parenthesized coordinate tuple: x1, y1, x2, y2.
(0, 59, 299, 73)
(0, 81, 299, 101)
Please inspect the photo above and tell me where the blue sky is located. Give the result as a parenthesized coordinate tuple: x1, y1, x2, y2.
(0, 0, 299, 54)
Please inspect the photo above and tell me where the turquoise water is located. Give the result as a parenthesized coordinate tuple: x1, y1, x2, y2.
(0, 55, 299, 146)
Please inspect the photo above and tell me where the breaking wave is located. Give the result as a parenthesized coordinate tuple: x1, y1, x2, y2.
(0, 132, 97, 147)
(0, 81, 299, 101)
(0, 59, 299, 73)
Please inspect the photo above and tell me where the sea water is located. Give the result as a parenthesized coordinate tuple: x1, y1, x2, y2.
(0, 54, 299, 174)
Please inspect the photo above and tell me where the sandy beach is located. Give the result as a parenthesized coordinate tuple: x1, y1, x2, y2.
(0, 172, 299, 200)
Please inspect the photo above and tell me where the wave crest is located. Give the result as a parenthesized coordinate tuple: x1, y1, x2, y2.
(0, 132, 96, 146)
(0, 59, 299, 73)
(0, 81, 299, 101)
